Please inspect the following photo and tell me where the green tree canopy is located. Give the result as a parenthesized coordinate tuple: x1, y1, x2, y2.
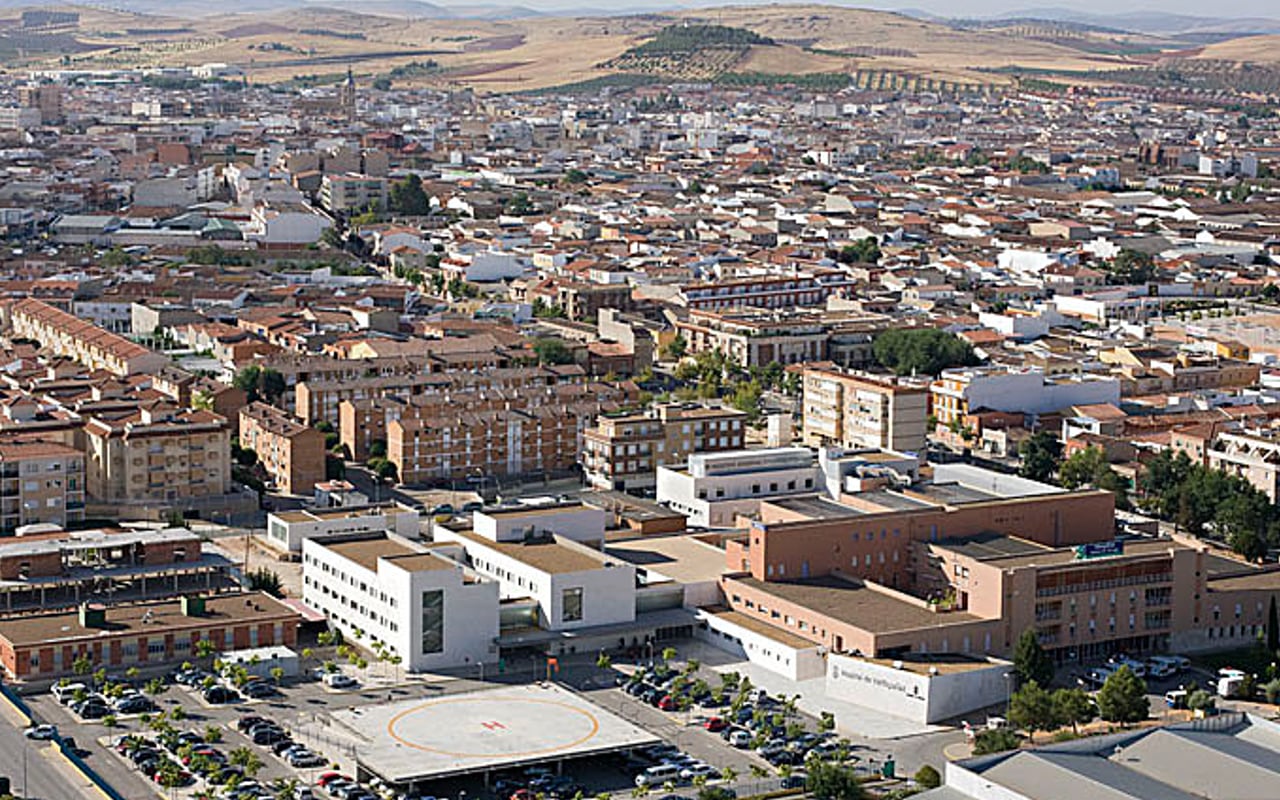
(872, 328, 979, 377)
(1096, 665, 1149, 724)
(533, 337, 574, 366)
(389, 174, 430, 215)
(1012, 628, 1054, 688)
(1106, 249, 1155, 285)
(1009, 680, 1057, 738)
(1051, 687, 1096, 734)
(1018, 431, 1063, 482)
(1059, 446, 1130, 510)
(806, 760, 865, 800)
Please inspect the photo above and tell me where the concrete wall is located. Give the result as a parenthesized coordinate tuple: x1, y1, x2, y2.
(825, 654, 1009, 724)
(696, 611, 825, 682)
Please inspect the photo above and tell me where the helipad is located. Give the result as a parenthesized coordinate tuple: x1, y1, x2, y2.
(333, 682, 660, 786)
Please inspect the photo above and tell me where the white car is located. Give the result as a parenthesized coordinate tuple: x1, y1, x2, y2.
(680, 763, 720, 781)
(322, 672, 358, 689)
(24, 724, 58, 740)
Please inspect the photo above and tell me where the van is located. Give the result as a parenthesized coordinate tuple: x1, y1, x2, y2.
(728, 730, 751, 748)
(635, 764, 680, 787)
(1164, 690, 1188, 709)
(323, 672, 358, 689)
(52, 682, 87, 704)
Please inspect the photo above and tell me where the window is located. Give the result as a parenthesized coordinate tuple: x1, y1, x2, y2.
(562, 587, 584, 623)
(421, 590, 444, 655)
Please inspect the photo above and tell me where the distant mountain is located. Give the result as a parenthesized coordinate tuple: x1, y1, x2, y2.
(998, 7, 1280, 36)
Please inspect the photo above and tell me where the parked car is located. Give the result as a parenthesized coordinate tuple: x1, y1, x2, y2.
(323, 673, 358, 689)
(243, 681, 278, 699)
(237, 715, 269, 732)
(728, 730, 752, 748)
(51, 682, 87, 704)
(204, 685, 240, 704)
(657, 695, 677, 711)
(702, 717, 728, 732)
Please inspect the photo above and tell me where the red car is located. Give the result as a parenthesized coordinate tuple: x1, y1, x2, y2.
(703, 717, 728, 732)
(658, 695, 677, 711)
(317, 772, 352, 787)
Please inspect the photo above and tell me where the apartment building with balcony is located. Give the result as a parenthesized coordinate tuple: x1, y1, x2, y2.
(83, 403, 231, 507)
(239, 402, 326, 496)
(801, 365, 929, 454)
(582, 403, 747, 493)
(0, 440, 85, 534)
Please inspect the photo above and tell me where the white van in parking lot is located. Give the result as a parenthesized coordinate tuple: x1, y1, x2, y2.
(51, 682, 87, 704)
(636, 764, 680, 787)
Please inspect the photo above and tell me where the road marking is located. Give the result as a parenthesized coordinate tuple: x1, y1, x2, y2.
(480, 720, 506, 731)
(943, 742, 971, 761)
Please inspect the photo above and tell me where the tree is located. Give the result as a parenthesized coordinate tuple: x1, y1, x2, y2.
(872, 328, 979, 377)
(1107, 249, 1155, 285)
(389, 174, 430, 216)
(533, 337, 573, 366)
(596, 652, 612, 670)
(204, 724, 223, 743)
(367, 456, 398, 482)
(229, 747, 263, 778)
(730, 380, 764, 421)
(72, 654, 93, 677)
(1012, 628, 1054, 688)
(972, 728, 1020, 755)
(806, 760, 865, 800)
(1008, 681, 1057, 740)
(1187, 688, 1217, 713)
(913, 765, 941, 789)
(270, 666, 285, 685)
(1051, 688, 1095, 735)
(836, 237, 881, 264)
(1018, 431, 1063, 483)
(1096, 666, 1149, 724)
(246, 568, 283, 598)
(1059, 446, 1130, 510)
(660, 335, 687, 361)
(233, 366, 286, 405)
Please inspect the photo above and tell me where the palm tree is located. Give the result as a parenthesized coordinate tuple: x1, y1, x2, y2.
(229, 747, 263, 778)
(721, 766, 737, 784)
(272, 777, 299, 800)
(596, 652, 612, 671)
(661, 647, 677, 666)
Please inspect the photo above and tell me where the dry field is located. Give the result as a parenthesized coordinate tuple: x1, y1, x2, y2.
(12, 3, 1268, 92)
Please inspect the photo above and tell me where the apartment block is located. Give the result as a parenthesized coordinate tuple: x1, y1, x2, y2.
(239, 402, 326, 496)
(675, 309, 829, 368)
(388, 404, 588, 485)
(83, 404, 231, 506)
(0, 440, 85, 534)
(801, 365, 929, 454)
(582, 403, 747, 493)
(8, 298, 169, 377)
(320, 174, 388, 212)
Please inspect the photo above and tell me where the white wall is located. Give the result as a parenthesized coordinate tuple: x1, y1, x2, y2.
(269, 506, 418, 552)
(825, 654, 1009, 724)
(697, 611, 825, 682)
(474, 505, 606, 543)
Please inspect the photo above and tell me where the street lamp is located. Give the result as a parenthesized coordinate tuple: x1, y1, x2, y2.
(1003, 672, 1013, 718)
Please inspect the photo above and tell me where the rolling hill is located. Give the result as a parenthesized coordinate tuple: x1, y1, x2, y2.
(4, 2, 1277, 94)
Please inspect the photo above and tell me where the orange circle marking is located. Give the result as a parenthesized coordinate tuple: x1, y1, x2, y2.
(386, 695, 602, 758)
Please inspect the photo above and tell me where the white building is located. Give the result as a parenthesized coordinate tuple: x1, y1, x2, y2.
(825, 653, 1010, 725)
(471, 502, 606, 545)
(434, 526, 636, 633)
(931, 366, 1121, 426)
(302, 532, 499, 672)
(266, 503, 420, 553)
(656, 448, 823, 528)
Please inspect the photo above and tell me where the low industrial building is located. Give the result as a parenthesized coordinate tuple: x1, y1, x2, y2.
(265, 503, 420, 553)
(0, 592, 300, 680)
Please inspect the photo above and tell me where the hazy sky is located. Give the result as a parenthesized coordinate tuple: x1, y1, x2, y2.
(458, 0, 1279, 18)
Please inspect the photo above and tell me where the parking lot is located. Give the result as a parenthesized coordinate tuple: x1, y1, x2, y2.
(20, 642, 884, 800)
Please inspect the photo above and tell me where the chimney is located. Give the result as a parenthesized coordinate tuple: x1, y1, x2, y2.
(181, 596, 206, 617)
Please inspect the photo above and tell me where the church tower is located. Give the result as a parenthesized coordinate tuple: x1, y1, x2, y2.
(340, 67, 356, 121)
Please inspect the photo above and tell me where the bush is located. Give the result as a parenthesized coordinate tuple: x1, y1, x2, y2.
(913, 765, 941, 789)
(972, 728, 1020, 755)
